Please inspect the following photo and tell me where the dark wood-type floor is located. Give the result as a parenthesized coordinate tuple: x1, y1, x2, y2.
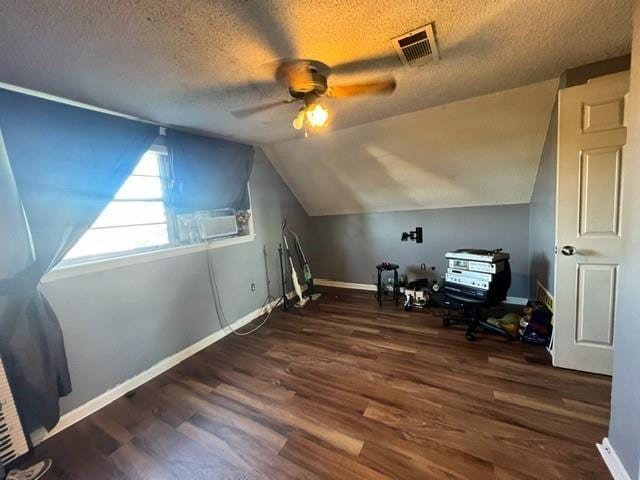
(24, 288, 612, 479)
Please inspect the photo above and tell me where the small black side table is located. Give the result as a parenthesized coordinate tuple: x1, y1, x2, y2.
(376, 263, 399, 307)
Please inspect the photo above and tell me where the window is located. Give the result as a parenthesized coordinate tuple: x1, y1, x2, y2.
(59, 145, 254, 269)
(64, 150, 171, 261)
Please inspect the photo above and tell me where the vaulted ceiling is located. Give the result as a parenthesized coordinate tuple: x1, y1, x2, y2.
(264, 79, 559, 215)
(0, 0, 632, 144)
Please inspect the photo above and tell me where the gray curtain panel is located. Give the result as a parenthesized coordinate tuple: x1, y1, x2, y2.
(167, 129, 254, 213)
(0, 88, 157, 433)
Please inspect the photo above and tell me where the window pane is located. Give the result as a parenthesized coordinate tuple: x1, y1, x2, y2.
(131, 152, 161, 176)
(92, 201, 166, 228)
(65, 224, 169, 259)
(114, 175, 163, 200)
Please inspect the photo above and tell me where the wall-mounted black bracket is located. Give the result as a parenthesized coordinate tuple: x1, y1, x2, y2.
(401, 227, 423, 243)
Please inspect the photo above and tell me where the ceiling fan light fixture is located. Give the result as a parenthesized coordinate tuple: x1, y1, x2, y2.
(305, 103, 329, 128)
(241, 58, 395, 131)
(292, 108, 306, 130)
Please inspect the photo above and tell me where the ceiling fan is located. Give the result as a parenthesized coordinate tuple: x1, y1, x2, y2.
(231, 58, 397, 133)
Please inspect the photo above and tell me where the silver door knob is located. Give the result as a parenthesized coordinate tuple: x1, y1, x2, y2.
(561, 245, 577, 256)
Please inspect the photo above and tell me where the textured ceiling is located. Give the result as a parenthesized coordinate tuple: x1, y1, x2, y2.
(264, 79, 559, 215)
(0, 0, 632, 144)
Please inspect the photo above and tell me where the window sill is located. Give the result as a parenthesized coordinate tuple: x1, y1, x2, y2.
(41, 234, 256, 284)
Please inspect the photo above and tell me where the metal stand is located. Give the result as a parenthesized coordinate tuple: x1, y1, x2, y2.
(376, 263, 399, 307)
(263, 244, 277, 304)
(278, 244, 302, 316)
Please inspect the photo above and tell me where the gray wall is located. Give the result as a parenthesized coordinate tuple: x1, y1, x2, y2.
(528, 100, 558, 296)
(608, 1, 640, 477)
(308, 204, 531, 298)
(40, 148, 312, 414)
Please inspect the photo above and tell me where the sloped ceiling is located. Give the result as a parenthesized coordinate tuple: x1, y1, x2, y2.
(264, 79, 559, 215)
(0, 1, 631, 144)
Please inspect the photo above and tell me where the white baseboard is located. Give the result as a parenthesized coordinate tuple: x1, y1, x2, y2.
(41, 293, 293, 444)
(597, 438, 633, 480)
(315, 278, 529, 306)
(315, 278, 377, 292)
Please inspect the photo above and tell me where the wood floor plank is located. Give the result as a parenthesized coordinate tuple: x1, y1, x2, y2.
(111, 442, 176, 480)
(214, 382, 365, 456)
(132, 417, 247, 479)
(358, 441, 462, 480)
(279, 433, 391, 480)
(363, 401, 602, 479)
(20, 286, 611, 479)
(493, 390, 609, 427)
(164, 382, 288, 453)
(181, 414, 318, 480)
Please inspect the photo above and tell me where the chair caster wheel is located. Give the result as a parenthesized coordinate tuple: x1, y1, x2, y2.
(465, 333, 476, 341)
(442, 318, 451, 327)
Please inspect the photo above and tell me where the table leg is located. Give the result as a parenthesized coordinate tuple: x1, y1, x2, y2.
(394, 269, 399, 305)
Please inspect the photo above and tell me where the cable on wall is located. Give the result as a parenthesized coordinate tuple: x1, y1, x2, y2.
(205, 241, 279, 336)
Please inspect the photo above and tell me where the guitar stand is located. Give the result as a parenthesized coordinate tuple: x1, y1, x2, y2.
(278, 244, 303, 316)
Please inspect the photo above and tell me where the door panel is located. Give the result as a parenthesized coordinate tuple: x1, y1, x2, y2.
(579, 147, 622, 236)
(575, 264, 617, 346)
(582, 98, 625, 133)
(554, 72, 629, 375)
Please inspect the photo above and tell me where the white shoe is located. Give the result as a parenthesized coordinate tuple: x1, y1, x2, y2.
(6, 459, 52, 480)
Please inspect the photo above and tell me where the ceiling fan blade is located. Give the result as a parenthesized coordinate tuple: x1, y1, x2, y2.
(274, 58, 330, 92)
(231, 2, 297, 62)
(330, 54, 401, 76)
(231, 100, 296, 119)
(326, 77, 397, 98)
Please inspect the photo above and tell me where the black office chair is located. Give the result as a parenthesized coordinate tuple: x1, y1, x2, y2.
(441, 292, 510, 341)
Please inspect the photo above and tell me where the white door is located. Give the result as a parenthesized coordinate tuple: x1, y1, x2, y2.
(554, 72, 629, 375)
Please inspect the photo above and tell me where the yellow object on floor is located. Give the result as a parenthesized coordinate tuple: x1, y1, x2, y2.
(487, 313, 521, 338)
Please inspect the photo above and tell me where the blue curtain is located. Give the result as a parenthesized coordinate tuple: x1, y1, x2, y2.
(0, 88, 157, 433)
(167, 129, 254, 213)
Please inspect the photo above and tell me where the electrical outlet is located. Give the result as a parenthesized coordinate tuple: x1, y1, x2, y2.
(250, 282, 256, 292)
(420, 263, 426, 271)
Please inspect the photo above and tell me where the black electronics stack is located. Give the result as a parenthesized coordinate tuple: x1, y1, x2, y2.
(443, 249, 511, 304)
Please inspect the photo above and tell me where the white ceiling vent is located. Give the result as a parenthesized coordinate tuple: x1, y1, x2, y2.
(392, 23, 439, 67)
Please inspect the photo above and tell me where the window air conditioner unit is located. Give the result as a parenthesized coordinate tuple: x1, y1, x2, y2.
(195, 211, 238, 240)
(0, 357, 29, 467)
